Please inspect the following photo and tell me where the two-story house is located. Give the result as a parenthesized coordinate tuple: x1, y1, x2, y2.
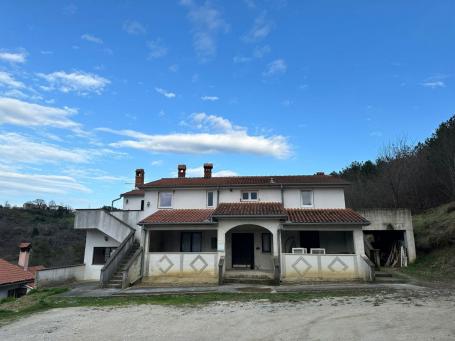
(74, 163, 415, 288)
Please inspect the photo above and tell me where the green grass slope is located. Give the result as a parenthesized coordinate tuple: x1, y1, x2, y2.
(404, 202, 455, 282)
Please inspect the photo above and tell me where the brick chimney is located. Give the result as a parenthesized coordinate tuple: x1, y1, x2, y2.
(178, 164, 186, 178)
(135, 169, 145, 188)
(18, 242, 31, 271)
(204, 163, 213, 178)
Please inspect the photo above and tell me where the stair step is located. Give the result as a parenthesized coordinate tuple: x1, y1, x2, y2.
(375, 272, 393, 278)
(224, 278, 275, 285)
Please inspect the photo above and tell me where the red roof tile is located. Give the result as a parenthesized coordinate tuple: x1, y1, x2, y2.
(121, 189, 145, 197)
(0, 259, 35, 286)
(212, 202, 288, 217)
(141, 175, 349, 189)
(286, 208, 369, 225)
(139, 209, 215, 224)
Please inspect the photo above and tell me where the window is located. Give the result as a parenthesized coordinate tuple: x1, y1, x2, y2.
(159, 192, 173, 208)
(210, 237, 217, 250)
(140, 200, 144, 211)
(301, 190, 313, 207)
(262, 233, 272, 253)
(207, 191, 214, 207)
(92, 247, 117, 265)
(241, 191, 258, 201)
(180, 232, 202, 252)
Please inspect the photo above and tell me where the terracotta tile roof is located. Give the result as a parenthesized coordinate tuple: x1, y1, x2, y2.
(121, 189, 145, 197)
(139, 209, 215, 224)
(0, 259, 35, 286)
(212, 202, 288, 217)
(286, 208, 370, 225)
(141, 175, 349, 189)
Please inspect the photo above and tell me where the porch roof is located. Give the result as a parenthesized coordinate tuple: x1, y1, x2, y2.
(139, 209, 215, 225)
(212, 202, 288, 218)
(286, 208, 370, 225)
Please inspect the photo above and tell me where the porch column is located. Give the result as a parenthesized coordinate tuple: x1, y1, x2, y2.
(143, 229, 150, 277)
(353, 228, 365, 256)
(217, 227, 226, 257)
(272, 231, 279, 256)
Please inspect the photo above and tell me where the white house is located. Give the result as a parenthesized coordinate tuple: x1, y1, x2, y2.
(74, 164, 416, 288)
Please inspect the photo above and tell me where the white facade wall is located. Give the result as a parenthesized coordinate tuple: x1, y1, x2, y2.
(132, 186, 346, 214)
(122, 196, 143, 210)
(83, 230, 120, 280)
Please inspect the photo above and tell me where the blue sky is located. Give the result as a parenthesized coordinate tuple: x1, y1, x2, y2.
(0, 1, 454, 208)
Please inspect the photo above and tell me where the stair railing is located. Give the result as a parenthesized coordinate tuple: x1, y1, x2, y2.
(218, 256, 225, 285)
(100, 229, 135, 287)
(121, 246, 143, 289)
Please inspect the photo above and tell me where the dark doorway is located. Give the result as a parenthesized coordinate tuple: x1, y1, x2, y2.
(231, 233, 254, 269)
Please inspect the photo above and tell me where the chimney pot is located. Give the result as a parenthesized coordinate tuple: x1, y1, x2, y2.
(203, 163, 213, 178)
(178, 164, 186, 178)
(135, 169, 145, 188)
(18, 242, 31, 271)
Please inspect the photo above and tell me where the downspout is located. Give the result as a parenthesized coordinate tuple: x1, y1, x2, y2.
(216, 186, 220, 206)
(111, 196, 121, 209)
(280, 185, 284, 204)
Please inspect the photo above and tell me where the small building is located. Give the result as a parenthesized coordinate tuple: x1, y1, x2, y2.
(0, 243, 44, 298)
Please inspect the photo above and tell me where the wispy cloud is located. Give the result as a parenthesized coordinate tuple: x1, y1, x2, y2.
(147, 39, 168, 59)
(37, 70, 110, 95)
(123, 20, 146, 35)
(233, 45, 270, 64)
(243, 12, 274, 42)
(81, 34, 104, 44)
(98, 113, 291, 159)
(0, 133, 90, 164)
(0, 50, 27, 63)
(0, 169, 90, 195)
(180, 0, 229, 61)
(263, 59, 287, 77)
(0, 97, 80, 130)
(155, 87, 176, 98)
(0, 71, 25, 88)
(201, 95, 219, 101)
(421, 80, 445, 89)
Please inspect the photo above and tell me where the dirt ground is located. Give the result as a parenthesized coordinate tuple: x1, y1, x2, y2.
(1, 289, 454, 341)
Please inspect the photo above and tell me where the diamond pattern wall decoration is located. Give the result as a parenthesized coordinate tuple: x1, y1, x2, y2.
(328, 256, 349, 272)
(158, 255, 174, 273)
(190, 255, 208, 273)
(291, 256, 312, 276)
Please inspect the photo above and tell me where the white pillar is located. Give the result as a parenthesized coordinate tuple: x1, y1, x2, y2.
(272, 231, 279, 256)
(404, 230, 416, 263)
(353, 229, 365, 256)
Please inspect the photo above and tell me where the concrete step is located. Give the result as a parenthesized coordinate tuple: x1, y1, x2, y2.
(375, 272, 393, 278)
(224, 278, 275, 285)
(105, 284, 121, 289)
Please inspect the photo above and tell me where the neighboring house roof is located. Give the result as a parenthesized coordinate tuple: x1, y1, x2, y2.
(212, 202, 288, 218)
(140, 209, 215, 224)
(140, 175, 350, 189)
(286, 208, 370, 225)
(121, 189, 145, 197)
(0, 259, 35, 286)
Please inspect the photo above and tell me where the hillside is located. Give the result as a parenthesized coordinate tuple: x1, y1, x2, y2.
(404, 202, 455, 281)
(0, 207, 85, 267)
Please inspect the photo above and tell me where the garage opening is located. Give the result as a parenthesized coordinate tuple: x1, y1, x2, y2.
(364, 230, 406, 267)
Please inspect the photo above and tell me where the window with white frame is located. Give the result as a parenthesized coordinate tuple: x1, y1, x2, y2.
(241, 191, 258, 201)
(301, 190, 313, 207)
(158, 192, 173, 208)
(207, 191, 214, 207)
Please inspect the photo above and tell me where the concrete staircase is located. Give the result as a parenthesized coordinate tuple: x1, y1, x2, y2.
(224, 270, 275, 285)
(105, 241, 140, 289)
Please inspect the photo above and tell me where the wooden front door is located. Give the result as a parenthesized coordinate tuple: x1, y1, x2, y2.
(231, 233, 254, 269)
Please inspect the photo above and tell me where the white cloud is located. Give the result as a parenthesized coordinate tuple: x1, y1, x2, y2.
(201, 95, 219, 101)
(168, 64, 179, 72)
(81, 34, 104, 44)
(0, 97, 80, 130)
(233, 56, 252, 63)
(0, 71, 25, 88)
(147, 39, 168, 59)
(177, 166, 238, 177)
(421, 80, 445, 89)
(243, 12, 273, 42)
(123, 20, 146, 35)
(0, 170, 90, 195)
(253, 45, 271, 58)
(181, 0, 229, 61)
(98, 113, 292, 159)
(155, 87, 176, 98)
(0, 50, 27, 63)
(263, 59, 287, 77)
(37, 71, 110, 94)
(0, 133, 90, 164)
(151, 160, 163, 166)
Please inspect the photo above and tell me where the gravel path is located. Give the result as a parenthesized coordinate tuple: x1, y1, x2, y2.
(1, 291, 454, 341)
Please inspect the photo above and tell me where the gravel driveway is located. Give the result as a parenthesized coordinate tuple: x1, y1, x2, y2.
(1, 290, 454, 341)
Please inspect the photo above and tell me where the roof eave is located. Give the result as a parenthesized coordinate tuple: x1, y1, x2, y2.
(283, 221, 369, 226)
(212, 214, 288, 219)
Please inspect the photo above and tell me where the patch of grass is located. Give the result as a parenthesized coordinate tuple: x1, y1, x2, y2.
(0, 287, 386, 326)
(402, 247, 455, 282)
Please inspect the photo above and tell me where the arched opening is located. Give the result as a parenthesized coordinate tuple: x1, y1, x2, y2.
(225, 224, 274, 271)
